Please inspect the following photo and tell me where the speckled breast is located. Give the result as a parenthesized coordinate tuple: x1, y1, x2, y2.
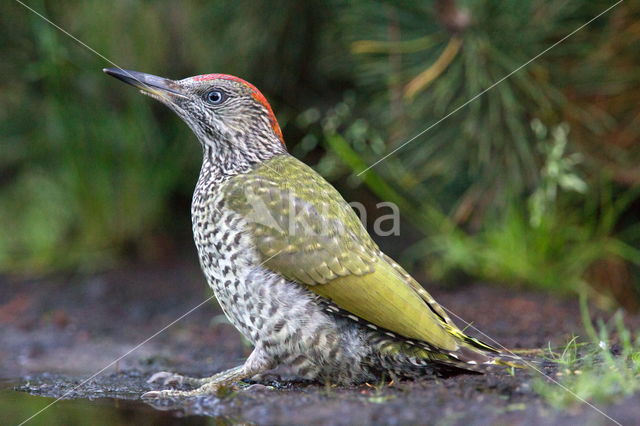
(191, 176, 264, 341)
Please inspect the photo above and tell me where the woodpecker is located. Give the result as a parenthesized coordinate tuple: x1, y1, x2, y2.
(103, 68, 517, 399)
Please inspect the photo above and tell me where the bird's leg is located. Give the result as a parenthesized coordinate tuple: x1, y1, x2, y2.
(142, 348, 272, 399)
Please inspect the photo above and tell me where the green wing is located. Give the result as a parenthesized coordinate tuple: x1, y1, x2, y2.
(224, 155, 461, 351)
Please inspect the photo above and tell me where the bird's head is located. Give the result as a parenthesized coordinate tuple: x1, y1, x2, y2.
(104, 68, 286, 163)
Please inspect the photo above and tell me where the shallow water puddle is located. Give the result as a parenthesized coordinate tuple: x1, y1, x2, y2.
(1, 387, 213, 425)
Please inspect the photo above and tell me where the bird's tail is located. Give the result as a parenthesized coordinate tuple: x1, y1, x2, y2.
(394, 327, 530, 374)
(451, 334, 529, 371)
(374, 324, 533, 377)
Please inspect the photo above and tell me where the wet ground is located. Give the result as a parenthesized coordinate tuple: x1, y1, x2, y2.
(1, 260, 638, 425)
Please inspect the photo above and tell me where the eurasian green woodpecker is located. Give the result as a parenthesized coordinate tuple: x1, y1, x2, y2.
(104, 68, 515, 399)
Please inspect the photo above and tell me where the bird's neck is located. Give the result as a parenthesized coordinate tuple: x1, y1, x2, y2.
(199, 134, 286, 182)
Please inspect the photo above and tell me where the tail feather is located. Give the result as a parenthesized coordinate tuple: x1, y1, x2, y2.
(391, 334, 529, 376)
(448, 340, 530, 371)
(318, 292, 531, 374)
(409, 331, 530, 372)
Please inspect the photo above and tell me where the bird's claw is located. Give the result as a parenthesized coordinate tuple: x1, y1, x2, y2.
(141, 390, 166, 399)
(147, 371, 193, 386)
(242, 383, 274, 392)
(142, 382, 231, 400)
(141, 389, 194, 399)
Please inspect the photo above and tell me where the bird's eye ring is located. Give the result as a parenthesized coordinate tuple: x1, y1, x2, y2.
(205, 90, 227, 105)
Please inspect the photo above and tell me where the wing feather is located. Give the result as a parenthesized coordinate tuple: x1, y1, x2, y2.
(224, 155, 461, 351)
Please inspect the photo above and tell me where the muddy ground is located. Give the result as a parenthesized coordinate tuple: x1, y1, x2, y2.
(1, 259, 638, 425)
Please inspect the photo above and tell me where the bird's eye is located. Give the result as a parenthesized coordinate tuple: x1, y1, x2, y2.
(205, 90, 227, 105)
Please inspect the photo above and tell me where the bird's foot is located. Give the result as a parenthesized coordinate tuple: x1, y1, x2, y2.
(147, 371, 205, 387)
(142, 380, 238, 399)
(143, 350, 273, 400)
(143, 365, 246, 400)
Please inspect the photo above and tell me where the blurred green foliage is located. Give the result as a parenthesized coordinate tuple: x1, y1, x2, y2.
(0, 0, 348, 272)
(309, 0, 640, 305)
(1, 0, 639, 306)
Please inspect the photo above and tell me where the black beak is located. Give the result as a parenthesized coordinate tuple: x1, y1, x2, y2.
(103, 68, 182, 98)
